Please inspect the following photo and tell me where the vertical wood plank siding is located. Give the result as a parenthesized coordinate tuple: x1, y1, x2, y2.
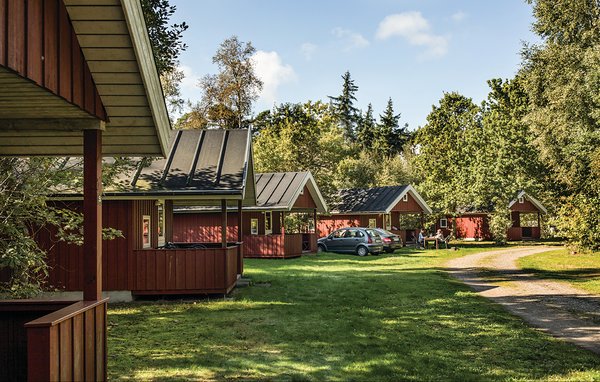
(0, 0, 106, 120)
(132, 247, 238, 294)
(243, 234, 303, 258)
(173, 212, 239, 243)
(0, 300, 106, 381)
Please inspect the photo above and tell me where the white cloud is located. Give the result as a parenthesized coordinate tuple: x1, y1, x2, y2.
(376, 12, 448, 57)
(451, 11, 467, 22)
(252, 50, 297, 104)
(332, 27, 370, 51)
(301, 42, 317, 61)
(180, 65, 201, 90)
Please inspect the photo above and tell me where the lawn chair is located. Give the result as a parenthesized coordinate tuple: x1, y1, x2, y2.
(441, 233, 453, 249)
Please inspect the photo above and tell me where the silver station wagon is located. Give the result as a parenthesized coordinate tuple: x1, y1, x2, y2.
(317, 227, 384, 256)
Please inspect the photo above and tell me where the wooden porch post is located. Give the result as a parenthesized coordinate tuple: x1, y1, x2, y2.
(238, 200, 243, 242)
(313, 208, 318, 237)
(83, 130, 102, 301)
(281, 212, 286, 235)
(221, 200, 227, 248)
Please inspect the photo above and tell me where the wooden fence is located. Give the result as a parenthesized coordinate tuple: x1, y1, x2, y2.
(243, 234, 304, 258)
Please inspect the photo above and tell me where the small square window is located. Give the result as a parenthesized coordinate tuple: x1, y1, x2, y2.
(439, 218, 448, 228)
(518, 197, 524, 204)
(265, 211, 272, 234)
(368, 218, 377, 228)
(402, 194, 408, 202)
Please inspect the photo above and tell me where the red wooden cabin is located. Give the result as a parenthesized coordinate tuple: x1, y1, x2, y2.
(435, 191, 547, 240)
(174, 171, 328, 258)
(0, 0, 171, 380)
(318, 185, 432, 244)
(41, 129, 256, 297)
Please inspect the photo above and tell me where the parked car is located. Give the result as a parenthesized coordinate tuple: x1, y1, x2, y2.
(372, 228, 403, 253)
(317, 227, 383, 256)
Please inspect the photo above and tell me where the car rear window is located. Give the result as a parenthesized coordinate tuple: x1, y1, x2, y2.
(376, 229, 394, 236)
(366, 229, 379, 237)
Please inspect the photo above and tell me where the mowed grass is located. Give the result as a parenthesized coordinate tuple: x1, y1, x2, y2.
(518, 248, 600, 294)
(107, 246, 600, 381)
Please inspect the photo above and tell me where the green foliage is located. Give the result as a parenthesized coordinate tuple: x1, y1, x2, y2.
(488, 209, 513, 245)
(556, 195, 600, 250)
(519, 0, 600, 249)
(253, 101, 351, 203)
(356, 103, 376, 149)
(373, 98, 410, 157)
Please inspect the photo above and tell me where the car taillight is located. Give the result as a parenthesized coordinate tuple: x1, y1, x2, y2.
(367, 235, 372, 243)
(383, 237, 391, 243)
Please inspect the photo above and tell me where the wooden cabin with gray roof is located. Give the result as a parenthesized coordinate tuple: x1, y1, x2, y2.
(174, 171, 328, 258)
(38, 129, 255, 298)
(318, 185, 432, 245)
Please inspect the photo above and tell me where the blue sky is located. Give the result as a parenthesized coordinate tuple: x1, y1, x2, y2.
(170, 0, 537, 130)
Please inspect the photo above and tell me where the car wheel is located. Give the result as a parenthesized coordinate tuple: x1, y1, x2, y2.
(317, 244, 325, 253)
(356, 246, 368, 257)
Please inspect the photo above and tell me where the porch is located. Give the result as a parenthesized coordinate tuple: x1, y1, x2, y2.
(243, 233, 317, 258)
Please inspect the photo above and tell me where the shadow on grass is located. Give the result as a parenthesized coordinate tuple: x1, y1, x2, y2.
(107, 255, 600, 381)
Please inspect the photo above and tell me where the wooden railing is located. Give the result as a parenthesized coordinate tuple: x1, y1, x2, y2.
(0, 298, 107, 381)
(243, 234, 304, 258)
(508, 226, 541, 241)
(132, 246, 238, 295)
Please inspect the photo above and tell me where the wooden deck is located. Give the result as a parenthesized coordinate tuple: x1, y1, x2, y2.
(0, 298, 108, 381)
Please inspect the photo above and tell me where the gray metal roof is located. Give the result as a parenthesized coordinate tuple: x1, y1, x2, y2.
(174, 171, 328, 213)
(330, 185, 432, 214)
(50, 129, 256, 202)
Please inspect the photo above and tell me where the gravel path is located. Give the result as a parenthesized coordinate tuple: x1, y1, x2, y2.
(446, 246, 600, 355)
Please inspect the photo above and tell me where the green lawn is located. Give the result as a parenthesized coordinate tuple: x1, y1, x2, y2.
(107, 246, 600, 381)
(517, 248, 600, 294)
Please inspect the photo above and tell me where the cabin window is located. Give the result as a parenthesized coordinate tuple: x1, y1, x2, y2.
(518, 196, 524, 204)
(142, 215, 151, 248)
(251, 218, 259, 235)
(385, 214, 392, 230)
(402, 194, 408, 202)
(368, 218, 377, 228)
(265, 211, 272, 234)
(157, 200, 165, 247)
(439, 218, 448, 228)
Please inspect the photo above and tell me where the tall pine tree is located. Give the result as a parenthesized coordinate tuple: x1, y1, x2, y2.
(329, 71, 359, 141)
(356, 103, 376, 149)
(374, 98, 407, 156)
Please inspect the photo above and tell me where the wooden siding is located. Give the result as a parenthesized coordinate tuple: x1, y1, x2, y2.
(0, 0, 106, 120)
(243, 234, 303, 259)
(293, 185, 317, 209)
(173, 212, 239, 243)
(510, 199, 540, 213)
(450, 215, 491, 240)
(318, 214, 375, 236)
(132, 247, 238, 294)
(508, 227, 541, 241)
(0, 299, 106, 381)
(391, 193, 423, 213)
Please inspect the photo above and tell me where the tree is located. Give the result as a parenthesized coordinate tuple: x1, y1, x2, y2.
(356, 103, 376, 149)
(374, 98, 409, 157)
(520, 0, 600, 249)
(141, 0, 188, 76)
(192, 36, 263, 129)
(329, 71, 360, 140)
(253, 101, 351, 203)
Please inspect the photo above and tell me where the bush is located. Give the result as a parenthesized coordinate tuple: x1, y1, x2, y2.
(556, 195, 600, 251)
(489, 209, 512, 245)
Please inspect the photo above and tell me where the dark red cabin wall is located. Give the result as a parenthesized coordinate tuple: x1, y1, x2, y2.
(0, 0, 106, 119)
(451, 215, 491, 240)
(391, 193, 423, 213)
(317, 215, 374, 236)
(172, 212, 238, 243)
(40, 200, 134, 291)
(293, 186, 317, 209)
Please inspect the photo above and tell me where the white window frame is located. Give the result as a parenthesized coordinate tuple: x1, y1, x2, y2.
(250, 218, 259, 235)
(518, 196, 524, 204)
(265, 211, 272, 235)
(157, 200, 165, 247)
(368, 218, 377, 228)
(385, 214, 392, 230)
(142, 215, 152, 249)
(439, 218, 448, 229)
(402, 194, 408, 202)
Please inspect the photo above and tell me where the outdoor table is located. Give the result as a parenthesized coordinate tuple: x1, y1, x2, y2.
(424, 237, 439, 249)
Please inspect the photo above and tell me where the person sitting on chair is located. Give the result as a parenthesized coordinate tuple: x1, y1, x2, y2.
(434, 229, 444, 241)
(417, 229, 425, 249)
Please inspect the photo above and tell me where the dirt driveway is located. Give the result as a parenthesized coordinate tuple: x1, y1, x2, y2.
(446, 246, 600, 355)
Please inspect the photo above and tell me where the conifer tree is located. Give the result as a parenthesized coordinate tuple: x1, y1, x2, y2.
(329, 71, 360, 140)
(356, 103, 376, 149)
(375, 98, 407, 156)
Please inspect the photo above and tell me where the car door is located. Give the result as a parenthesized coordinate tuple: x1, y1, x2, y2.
(326, 229, 347, 252)
(341, 229, 362, 252)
